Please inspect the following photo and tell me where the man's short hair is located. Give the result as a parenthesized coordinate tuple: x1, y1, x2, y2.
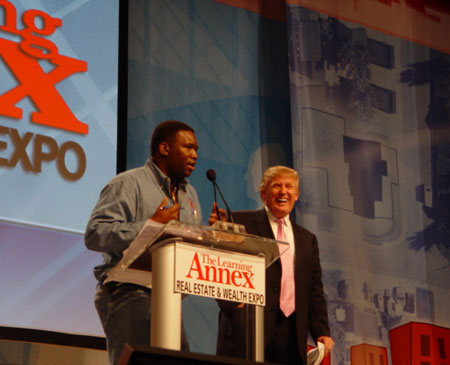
(150, 120, 194, 156)
(259, 166, 299, 194)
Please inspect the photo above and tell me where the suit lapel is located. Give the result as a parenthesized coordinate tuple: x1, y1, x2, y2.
(252, 209, 274, 240)
(291, 220, 310, 276)
(291, 221, 304, 246)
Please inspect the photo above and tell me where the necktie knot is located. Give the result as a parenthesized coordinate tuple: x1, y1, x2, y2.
(276, 218, 286, 242)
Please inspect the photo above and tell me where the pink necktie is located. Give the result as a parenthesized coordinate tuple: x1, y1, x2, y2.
(276, 218, 295, 317)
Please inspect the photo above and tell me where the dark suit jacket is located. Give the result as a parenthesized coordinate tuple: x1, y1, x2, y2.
(216, 209, 330, 364)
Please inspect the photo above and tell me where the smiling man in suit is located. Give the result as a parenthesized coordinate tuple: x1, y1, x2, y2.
(216, 165, 334, 364)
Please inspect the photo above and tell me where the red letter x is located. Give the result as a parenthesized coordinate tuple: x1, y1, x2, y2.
(242, 272, 255, 289)
(0, 38, 88, 135)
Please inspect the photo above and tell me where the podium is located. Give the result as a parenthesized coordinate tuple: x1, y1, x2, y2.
(105, 220, 286, 363)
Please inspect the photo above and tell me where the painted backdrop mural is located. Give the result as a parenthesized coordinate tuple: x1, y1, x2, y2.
(287, 1, 450, 364)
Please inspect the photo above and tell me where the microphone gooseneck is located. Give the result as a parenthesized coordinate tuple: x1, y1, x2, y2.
(206, 169, 221, 220)
(206, 169, 234, 223)
(214, 181, 234, 223)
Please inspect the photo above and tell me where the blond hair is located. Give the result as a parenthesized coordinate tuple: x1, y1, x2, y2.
(259, 166, 299, 195)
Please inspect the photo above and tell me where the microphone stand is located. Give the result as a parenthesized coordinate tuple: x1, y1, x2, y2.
(213, 181, 234, 223)
(212, 182, 221, 220)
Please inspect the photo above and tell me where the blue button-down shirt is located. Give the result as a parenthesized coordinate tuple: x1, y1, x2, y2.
(84, 159, 202, 281)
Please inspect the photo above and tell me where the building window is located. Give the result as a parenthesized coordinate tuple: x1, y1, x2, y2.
(438, 337, 446, 359)
(421, 334, 430, 356)
(367, 38, 394, 69)
(370, 84, 396, 114)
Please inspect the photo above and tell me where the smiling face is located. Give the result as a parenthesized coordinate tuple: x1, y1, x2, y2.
(260, 174, 299, 218)
(163, 130, 198, 179)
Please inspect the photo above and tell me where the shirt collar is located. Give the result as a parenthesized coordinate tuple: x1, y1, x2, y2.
(147, 159, 188, 191)
(264, 205, 288, 225)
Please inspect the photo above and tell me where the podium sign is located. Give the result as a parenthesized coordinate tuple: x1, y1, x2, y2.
(174, 242, 266, 305)
(105, 219, 283, 290)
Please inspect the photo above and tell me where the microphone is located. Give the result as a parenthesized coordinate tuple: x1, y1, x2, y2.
(206, 169, 216, 183)
(206, 169, 234, 223)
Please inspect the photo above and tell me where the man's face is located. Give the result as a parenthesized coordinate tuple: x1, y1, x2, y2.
(260, 174, 299, 218)
(166, 130, 198, 179)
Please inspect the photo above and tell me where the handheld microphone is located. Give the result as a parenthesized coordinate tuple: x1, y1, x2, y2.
(206, 169, 234, 223)
(206, 169, 221, 220)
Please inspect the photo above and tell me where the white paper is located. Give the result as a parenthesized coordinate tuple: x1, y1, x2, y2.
(307, 341, 325, 365)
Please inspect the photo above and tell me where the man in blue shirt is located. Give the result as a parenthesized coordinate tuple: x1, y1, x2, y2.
(85, 120, 203, 365)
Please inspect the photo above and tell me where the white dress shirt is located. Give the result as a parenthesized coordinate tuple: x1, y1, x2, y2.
(265, 206, 296, 259)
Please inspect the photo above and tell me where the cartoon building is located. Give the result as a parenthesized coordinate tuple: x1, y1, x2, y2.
(390, 322, 450, 364)
(350, 343, 388, 365)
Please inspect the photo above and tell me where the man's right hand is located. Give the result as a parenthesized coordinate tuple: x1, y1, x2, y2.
(151, 196, 180, 224)
(208, 202, 227, 225)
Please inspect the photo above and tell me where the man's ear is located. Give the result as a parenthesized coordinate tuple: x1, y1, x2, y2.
(159, 141, 170, 157)
(295, 187, 300, 201)
(260, 190, 266, 203)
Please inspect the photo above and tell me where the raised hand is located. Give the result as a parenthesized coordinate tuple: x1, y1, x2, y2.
(208, 202, 227, 225)
(151, 196, 180, 224)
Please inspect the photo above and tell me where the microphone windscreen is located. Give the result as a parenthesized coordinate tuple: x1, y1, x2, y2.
(206, 169, 216, 182)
